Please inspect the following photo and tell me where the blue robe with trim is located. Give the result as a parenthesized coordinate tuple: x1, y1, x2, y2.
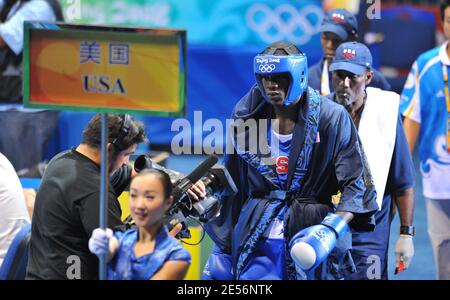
(205, 85, 378, 280)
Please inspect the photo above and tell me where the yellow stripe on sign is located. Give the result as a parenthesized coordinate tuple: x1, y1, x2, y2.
(117, 192, 203, 279)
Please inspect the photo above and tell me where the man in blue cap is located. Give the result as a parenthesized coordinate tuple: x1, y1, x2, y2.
(328, 41, 415, 279)
(309, 9, 390, 96)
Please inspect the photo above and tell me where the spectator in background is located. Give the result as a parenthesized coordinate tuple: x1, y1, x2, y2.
(400, 0, 450, 280)
(308, 8, 391, 95)
(0, 0, 63, 173)
(0, 152, 30, 268)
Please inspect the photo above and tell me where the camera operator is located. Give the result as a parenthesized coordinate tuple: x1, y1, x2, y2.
(26, 114, 205, 280)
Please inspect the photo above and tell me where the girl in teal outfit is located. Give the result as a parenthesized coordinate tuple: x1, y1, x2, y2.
(89, 169, 191, 280)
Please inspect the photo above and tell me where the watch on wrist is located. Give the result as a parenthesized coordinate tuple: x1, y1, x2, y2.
(400, 225, 415, 236)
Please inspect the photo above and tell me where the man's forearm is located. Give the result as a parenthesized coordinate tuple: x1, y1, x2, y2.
(394, 187, 414, 226)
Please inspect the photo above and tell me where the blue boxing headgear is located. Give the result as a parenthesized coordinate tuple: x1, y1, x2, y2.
(254, 51, 308, 106)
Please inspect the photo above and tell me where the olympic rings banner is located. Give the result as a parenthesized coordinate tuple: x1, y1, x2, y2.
(61, 0, 324, 47)
(23, 22, 186, 116)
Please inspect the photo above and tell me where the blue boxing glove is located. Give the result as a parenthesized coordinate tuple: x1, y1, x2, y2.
(289, 213, 349, 271)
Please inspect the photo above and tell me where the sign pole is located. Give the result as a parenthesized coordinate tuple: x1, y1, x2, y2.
(99, 113, 109, 280)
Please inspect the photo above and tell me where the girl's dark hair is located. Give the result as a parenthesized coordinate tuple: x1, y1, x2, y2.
(132, 169, 173, 199)
(441, 0, 450, 21)
(82, 114, 147, 157)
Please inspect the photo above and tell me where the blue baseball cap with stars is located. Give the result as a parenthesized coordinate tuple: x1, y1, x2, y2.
(319, 9, 358, 41)
(329, 41, 373, 75)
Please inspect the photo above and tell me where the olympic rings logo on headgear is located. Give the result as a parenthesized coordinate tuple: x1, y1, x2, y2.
(246, 3, 323, 45)
(258, 63, 276, 73)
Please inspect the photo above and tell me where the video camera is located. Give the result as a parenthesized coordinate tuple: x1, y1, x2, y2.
(133, 154, 237, 239)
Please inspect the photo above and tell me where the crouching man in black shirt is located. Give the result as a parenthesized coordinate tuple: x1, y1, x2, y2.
(26, 114, 147, 280)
